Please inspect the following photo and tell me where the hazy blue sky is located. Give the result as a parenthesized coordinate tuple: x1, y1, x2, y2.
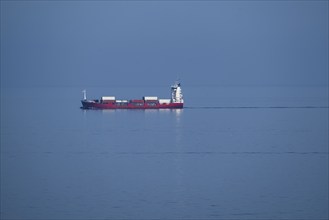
(1, 1, 328, 87)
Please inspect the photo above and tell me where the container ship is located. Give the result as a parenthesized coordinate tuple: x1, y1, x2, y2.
(81, 81, 184, 109)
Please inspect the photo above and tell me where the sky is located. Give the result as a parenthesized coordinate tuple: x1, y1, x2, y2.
(1, 0, 328, 88)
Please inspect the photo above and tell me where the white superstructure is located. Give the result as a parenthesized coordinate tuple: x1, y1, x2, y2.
(171, 82, 184, 103)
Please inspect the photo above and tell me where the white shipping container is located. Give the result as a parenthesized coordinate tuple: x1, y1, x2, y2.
(159, 99, 171, 104)
(143, 96, 158, 101)
(116, 100, 128, 103)
(101, 96, 116, 100)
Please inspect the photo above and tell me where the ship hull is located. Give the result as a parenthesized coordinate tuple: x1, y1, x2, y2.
(81, 100, 183, 109)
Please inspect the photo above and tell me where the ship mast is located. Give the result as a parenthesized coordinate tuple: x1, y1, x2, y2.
(82, 89, 87, 100)
(171, 81, 184, 103)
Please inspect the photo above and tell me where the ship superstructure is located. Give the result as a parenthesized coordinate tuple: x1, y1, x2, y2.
(81, 81, 184, 109)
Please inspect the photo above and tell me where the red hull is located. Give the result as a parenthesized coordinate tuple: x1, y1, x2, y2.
(81, 100, 183, 109)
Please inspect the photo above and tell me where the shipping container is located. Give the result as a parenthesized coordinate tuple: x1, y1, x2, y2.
(143, 96, 158, 101)
(131, 99, 144, 103)
(146, 102, 157, 106)
(101, 96, 116, 101)
(159, 99, 171, 104)
(102, 100, 115, 104)
(131, 102, 144, 106)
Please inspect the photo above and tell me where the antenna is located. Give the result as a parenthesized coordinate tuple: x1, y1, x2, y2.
(176, 74, 181, 84)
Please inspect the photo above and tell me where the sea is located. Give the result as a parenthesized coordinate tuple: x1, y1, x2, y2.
(1, 85, 328, 219)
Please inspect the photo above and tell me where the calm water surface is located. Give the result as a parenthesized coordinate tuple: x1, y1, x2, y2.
(1, 86, 328, 219)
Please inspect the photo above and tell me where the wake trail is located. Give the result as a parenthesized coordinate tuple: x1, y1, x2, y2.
(185, 106, 328, 109)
